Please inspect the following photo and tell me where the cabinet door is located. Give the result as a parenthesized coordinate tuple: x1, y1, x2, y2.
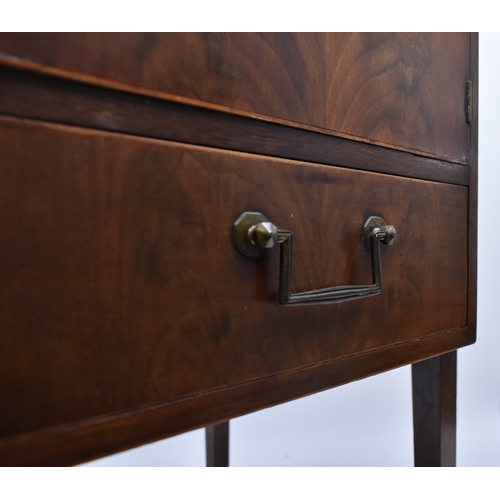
(0, 116, 468, 461)
(0, 33, 471, 163)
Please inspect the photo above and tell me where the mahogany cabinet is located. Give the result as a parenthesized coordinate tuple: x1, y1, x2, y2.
(0, 33, 477, 466)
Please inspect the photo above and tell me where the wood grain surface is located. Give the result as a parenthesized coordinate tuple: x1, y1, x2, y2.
(0, 328, 472, 466)
(0, 65, 470, 187)
(0, 116, 468, 447)
(0, 33, 470, 163)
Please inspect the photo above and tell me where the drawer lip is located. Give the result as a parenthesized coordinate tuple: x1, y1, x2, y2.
(0, 64, 470, 187)
(0, 326, 475, 466)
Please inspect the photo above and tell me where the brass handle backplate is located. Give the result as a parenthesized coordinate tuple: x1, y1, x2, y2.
(232, 212, 396, 306)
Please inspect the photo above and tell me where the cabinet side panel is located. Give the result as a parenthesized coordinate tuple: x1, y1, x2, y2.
(466, 33, 478, 341)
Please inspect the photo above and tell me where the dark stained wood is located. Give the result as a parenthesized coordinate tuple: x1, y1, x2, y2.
(467, 34, 478, 341)
(0, 116, 469, 458)
(0, 33, 477, 467)
(0, 33, 470, 164)
(0, 327, 471, 466)
(0, 65, 470, 187)
(412, 352, 457, 466)
(206, 422, 229, 467)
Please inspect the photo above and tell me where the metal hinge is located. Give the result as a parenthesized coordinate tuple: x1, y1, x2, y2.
(466, 80, 472, 123)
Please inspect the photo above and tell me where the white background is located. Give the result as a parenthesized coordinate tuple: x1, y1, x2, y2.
(82, 32, 500, 467)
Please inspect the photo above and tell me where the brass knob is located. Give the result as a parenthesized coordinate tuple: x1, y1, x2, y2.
(248, 222, 278, 249)
(378, 225, 397, 245)
(233, 211, 276, 257)
(362, 216, 396, 250)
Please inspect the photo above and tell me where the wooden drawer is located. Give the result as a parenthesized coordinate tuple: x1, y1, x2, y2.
(0, 116, 468, 447)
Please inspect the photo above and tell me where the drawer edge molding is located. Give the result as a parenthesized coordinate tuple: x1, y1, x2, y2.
(0, 65, 470, 186)
(0, 326, 473, 466)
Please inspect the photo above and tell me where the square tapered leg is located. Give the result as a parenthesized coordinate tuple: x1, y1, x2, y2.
(206, 421, 229, 467)
(412, 351, 457, 467)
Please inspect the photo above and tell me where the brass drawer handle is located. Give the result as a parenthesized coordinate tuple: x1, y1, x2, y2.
(233, 212, 396, 305)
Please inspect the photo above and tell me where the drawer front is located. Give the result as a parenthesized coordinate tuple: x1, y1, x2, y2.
(0, 117, 467, 440)
(0, 33, 470, 163)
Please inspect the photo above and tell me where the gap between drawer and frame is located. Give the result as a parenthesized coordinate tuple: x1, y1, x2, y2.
(0, 64, 470, 188)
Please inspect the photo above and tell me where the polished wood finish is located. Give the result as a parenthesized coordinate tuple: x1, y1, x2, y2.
(0, 33, 470, 163)
(0, 33, 477, 466)
(206, 422, 229, 467)
(0, 115, 469, 443)
(0, 327, 470, 466)
(412, 351, 457, 466)
(467, 34, 479, 335)
(0, 65, 470, 187)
